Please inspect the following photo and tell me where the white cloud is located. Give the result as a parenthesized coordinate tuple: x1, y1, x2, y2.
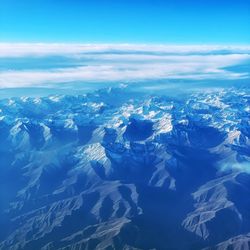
(1, 43, 250, 58)
(0, 43, 249, 88)
(219, 162, 250, 174)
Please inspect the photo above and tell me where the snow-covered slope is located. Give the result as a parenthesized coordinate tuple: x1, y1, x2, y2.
(0, 86, 249, 250)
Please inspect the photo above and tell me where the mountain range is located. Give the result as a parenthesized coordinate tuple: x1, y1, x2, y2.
(0, 86, 249, 250)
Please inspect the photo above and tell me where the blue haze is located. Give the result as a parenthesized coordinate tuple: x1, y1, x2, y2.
(0, 1, 250, 249)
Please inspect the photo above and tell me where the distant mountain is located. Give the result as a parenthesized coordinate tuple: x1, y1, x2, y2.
(0, 86, 249, 250)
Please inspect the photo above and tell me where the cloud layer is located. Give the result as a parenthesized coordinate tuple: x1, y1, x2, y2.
(0, 43, 249, 88)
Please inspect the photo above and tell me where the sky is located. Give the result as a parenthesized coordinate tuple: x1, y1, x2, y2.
(0, 0, 249, 94)
(0, 0, 250, 44)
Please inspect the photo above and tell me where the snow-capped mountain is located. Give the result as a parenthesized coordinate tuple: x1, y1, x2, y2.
(0, 86, 249, 250)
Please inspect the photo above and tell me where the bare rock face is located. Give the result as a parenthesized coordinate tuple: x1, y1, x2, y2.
(203, 233, 250, 250)
(0, 87, 249, 249)
(182, 172, 250, 243)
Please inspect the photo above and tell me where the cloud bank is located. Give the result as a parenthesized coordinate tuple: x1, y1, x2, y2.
(0, 43, 249, 88)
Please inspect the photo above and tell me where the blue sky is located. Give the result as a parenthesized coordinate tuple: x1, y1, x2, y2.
(0, 0, 249, 44)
